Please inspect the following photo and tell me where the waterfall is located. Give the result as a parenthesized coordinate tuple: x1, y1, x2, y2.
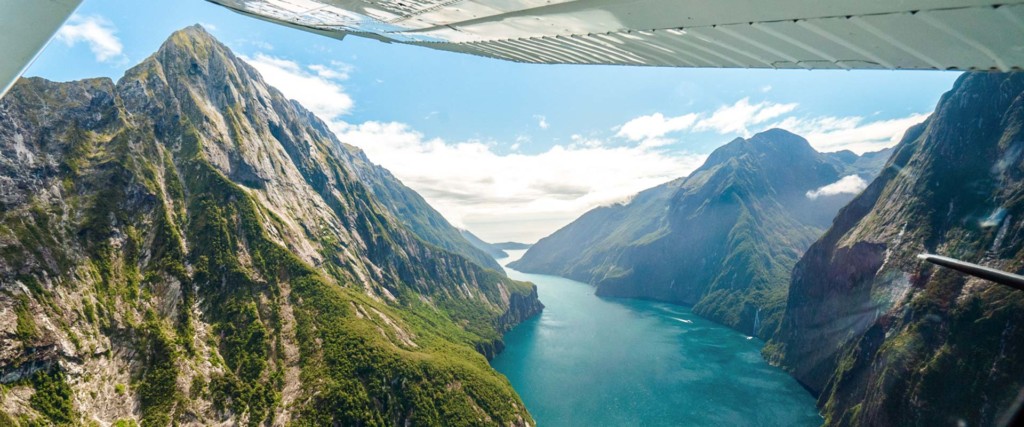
(753, 307, 761, 336)
(991, 214, 1011, 253)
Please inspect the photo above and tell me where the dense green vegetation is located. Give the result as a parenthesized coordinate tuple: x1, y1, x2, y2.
(29, 370, 76, 425)
(136, 315, 183, 426)
(14, 295, 37, 342)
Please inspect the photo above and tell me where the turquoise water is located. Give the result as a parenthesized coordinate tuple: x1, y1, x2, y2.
(492, 250, 821, 426)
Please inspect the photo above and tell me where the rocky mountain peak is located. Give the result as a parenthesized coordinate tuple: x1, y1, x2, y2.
(154, 24, 231, 72)
(118, 23, 261, 113)
(700, 128, 820, 173)
(747, 128, 817, 155)
(161, 24, 216, 51)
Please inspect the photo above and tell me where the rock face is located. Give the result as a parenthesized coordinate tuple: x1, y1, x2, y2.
(0, 25, 540, 426)
(511, 129, 886, 338)
(765, 72, 1024, 426)
(340, 145, 506, 273)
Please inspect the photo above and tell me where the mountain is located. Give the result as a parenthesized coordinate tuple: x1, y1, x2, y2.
(828, 146, 896, 179)
(765, 72, 1024, 426)
(511, 129, 888, 338)
(494, 242, 532, 250)
(508, 176, 683, 279)
(0, 26, 541, 426)
(456, 231, 532, 260)
(459, 229, 508, 259)
(340, 147, 505, 273)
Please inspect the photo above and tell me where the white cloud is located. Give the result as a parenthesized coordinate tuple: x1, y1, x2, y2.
(570, 134, 604, 148)
(612, 98, 796, 145)
(693, 97, 797, 136)
(55, 14, 124, 63)
(308, 61, 352, 80)
(771, 113, 928, 153)
(510, 135, 529, 151)
(241, 53, 353, 119)
(806, 175, 868, 199)
(241, 50, 928, 241)
(534, 115, 550, 129)
(760, 85, 773, 93)
(615, 112, 698, 141)
(611, 97, 926, 154)
(334, 121, 705, 242)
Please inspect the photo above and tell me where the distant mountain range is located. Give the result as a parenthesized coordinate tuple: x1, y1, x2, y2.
(0, 26, 539, 426)
(459, 229, 532, 260)
(494, 241, 532, 250)
(511, 129, 890, 338)
(459, 229, 509, 259)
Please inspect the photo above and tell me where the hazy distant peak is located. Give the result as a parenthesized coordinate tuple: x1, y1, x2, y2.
(749, 127, 803, 142)
(700, 128, 818, 173)
(745, 128, 816, 154)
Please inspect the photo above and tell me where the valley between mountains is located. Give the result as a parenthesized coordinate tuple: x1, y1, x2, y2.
(1, 25, 1023, 427)
(514, 72, 1024, 426)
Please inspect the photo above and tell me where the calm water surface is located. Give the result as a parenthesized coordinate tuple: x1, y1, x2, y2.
(492, 250, 821, 426)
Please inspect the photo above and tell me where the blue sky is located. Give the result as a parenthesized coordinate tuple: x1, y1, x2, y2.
(27, 0, 962, 242)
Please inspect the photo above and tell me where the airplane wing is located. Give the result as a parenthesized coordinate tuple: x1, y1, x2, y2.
(207, 0, 1024, 71)
(3, 1, 1022, 99)
(0, 0, 82, 97)
(918, 254, 1024, 291)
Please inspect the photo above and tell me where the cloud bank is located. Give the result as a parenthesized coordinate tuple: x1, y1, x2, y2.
(241, 51, 929, 241)
(334, 121, 705, 242)
(806, 175, 869, 199)
(772, 113, 929, 154)
(241, 53, 354, 119)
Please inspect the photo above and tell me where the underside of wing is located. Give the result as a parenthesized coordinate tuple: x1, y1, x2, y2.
(0, 0, 82, 97)
(207, 0, 1024, 70)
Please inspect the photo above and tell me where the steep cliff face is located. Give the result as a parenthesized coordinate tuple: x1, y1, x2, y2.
(0, 26, 539, 426)
(766, 72, 1024, 426)
(512, 129, 882, 338)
